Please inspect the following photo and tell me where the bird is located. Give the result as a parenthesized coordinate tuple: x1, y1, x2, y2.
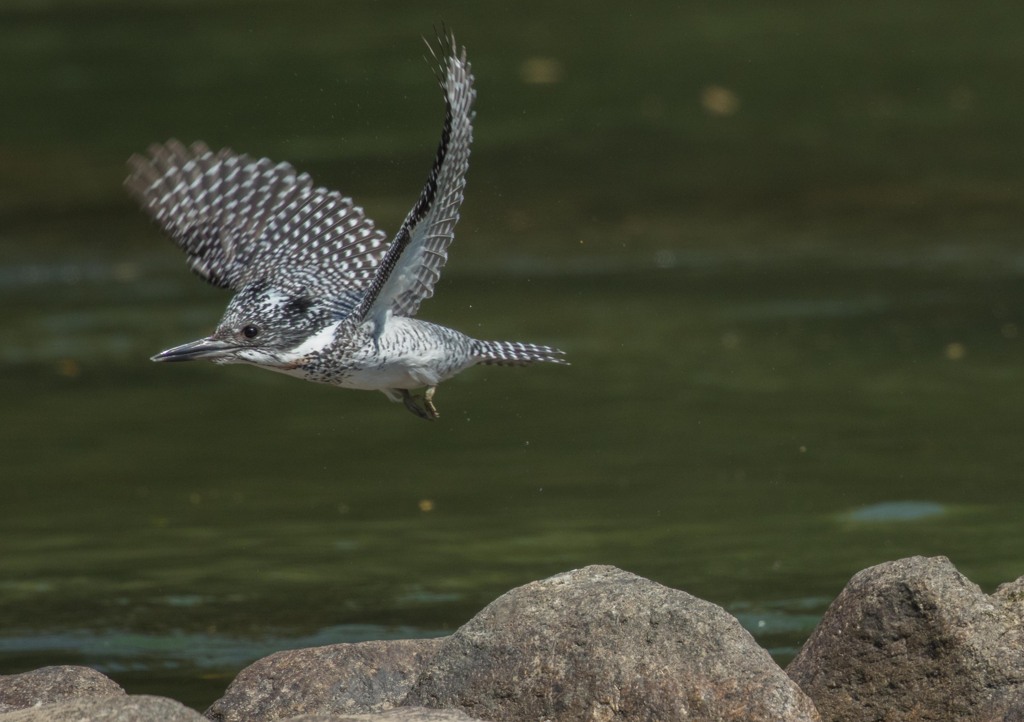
(125, 33, 566, 420)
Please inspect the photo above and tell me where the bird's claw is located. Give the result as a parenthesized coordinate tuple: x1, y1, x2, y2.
(402, 388, 439, 421)
(423, 387, 438, 418)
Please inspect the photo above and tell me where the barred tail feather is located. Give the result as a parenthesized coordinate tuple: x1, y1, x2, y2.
(472, 340, 568, 366)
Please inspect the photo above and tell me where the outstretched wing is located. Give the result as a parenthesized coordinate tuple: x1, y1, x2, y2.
(355, 33, 475, 327)
(125, 140, 388, 301)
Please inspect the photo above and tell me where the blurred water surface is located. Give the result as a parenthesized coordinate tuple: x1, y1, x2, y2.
(2, 0, 1023, 710)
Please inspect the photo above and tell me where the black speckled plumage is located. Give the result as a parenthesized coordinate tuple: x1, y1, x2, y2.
(126, 32, 566, 420)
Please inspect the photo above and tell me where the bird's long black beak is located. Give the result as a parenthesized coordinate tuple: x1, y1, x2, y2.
(151, 337, 238, 362)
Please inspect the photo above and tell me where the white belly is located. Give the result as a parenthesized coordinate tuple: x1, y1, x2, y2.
(340, 362, 438, 390)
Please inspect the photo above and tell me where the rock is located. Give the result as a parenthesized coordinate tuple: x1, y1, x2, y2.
(404, 564, 820, 721)
(976, 687, 1024, 722)
(285, 708, 482, 721)
(0, 666, 124, 713)
(787, 555, 1024, 722)
(0, 694, 204, 721)
(206, 638, 445, 722)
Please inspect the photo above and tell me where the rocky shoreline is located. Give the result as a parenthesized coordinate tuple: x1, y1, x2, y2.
(2, 556, 1023, 721)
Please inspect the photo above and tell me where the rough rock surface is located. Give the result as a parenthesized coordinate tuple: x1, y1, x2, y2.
(0, 666, 125, 713)
(0, 694, 204, 721)
(206, 638, 445, 722)
(404, 564, 820, 721)
(286, 708, 483, 721)
(787, 555, 1024, 722)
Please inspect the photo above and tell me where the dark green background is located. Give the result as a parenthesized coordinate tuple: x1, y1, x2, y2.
(1, 0, 1022, 710)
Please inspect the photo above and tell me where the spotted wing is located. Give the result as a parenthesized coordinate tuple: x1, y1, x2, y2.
(356, 34, 475, 327)
(125, 140, 388, 300)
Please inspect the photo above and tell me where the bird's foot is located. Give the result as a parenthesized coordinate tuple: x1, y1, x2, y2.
(424, 386, 438, 418)
(402, 388, 440, 421)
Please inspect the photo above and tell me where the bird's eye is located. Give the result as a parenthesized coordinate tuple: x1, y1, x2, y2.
(242, 324, 260, 339)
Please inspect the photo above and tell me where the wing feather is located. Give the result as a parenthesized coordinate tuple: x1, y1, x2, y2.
(126, 140, 388, 300)
(355, 32, 475, 327)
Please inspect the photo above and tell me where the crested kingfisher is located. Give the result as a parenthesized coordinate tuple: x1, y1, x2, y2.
(126, 33, 567, 420)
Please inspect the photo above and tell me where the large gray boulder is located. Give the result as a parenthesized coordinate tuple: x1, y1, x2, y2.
(0, 666, 124, 713)
(787, 555, 1024, 721)
(404, 565, 820, 721)
(0, 694, 204, 721)
(285, 709, 482, 721)
(206, 638, 445, 722)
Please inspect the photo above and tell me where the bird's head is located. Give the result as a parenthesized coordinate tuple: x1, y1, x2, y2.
(151, 282, 334, 367)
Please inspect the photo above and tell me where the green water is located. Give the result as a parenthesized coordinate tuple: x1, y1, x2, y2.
(2, 0, 1024, 711)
